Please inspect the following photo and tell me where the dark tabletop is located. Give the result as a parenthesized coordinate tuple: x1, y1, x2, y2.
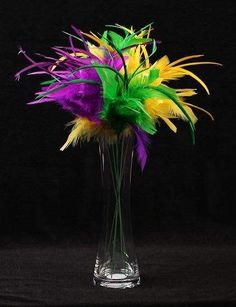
(0, 233, 235, 307)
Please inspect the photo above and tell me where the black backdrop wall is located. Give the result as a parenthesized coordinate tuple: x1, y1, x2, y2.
(0, 0, 235, 244)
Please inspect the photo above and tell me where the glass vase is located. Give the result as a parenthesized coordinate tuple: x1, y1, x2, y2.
(93, 133, 140, 289)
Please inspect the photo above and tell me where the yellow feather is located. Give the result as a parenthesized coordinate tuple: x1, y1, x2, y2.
(145, 99, 173, 120)
(176, 89, 197, 97)
(183, 102, 214, 120)
(159, 66, 190, 81)
(159, 66, 210, 94)
(159, 116, 177, 133)
(182, 105, 198, 124)
(137, 31, 145, 38)
(60, 119, 83, 151)
(178, 61, 223, 68)
(127, 46, 142, 73)
(167, 55, 204, 67)
(115, 24, 134, 34)
(144, 98, 195, 133)
(147, 25, 153, 38)
(60, 118, 134, 151)
(176, 67, 210, 94)
(51, 52, 87, 71)
(165, 100, 198, 123)
(88, 45, 105, 60)
(141, 45, 149, 68)
(145, 98, 164, 119)
(145, 97, 198, 124)
(135, 45, 141, 67)
(156, 56, 220, 95)
(156, 55, 170, 70)
(81, 31, 113, 51)
(151, 77, 163, 86)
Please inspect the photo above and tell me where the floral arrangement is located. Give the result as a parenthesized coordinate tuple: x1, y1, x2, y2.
(16, 23, 220, 170)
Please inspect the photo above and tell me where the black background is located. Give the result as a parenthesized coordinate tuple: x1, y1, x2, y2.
(0, 0, 235, 306)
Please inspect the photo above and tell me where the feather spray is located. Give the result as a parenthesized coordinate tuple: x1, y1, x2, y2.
(16, 23, 221, 170)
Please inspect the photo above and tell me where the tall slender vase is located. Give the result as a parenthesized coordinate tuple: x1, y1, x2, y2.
(93, 133, 140, 289)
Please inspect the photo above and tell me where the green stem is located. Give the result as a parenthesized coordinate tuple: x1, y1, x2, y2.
(119, 137, 129, 258)
(107, 145, 118, 274)
(111, 143, 120, 273)
(107, 136, 130, 275)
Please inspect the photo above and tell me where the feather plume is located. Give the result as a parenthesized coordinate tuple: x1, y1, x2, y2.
(16, 24, 220, 170)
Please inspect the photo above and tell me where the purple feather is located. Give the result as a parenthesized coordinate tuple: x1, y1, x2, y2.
(133, 125, 150, 171)
(16, 26, 126, 122)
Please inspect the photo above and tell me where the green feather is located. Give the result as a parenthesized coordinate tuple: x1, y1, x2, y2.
(105, 24, 152, 51)
(100, 95, 156, 135)
(96, 68, 157, 134)
(106, 23, 154, 38)
(122, 37, 152, 49)
(101, 30, 108, 42)
(107, 31, 124, 49)
(105, 33, 129, 87)
(62, 31, 82, 42)
(128, 84, 166, 100)
(40, 79, 57, 85)
(94, 62, 120, 99)
(147, 69, 160, 84)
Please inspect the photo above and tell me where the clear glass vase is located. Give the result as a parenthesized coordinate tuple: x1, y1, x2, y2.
(93, 133, 140, 289)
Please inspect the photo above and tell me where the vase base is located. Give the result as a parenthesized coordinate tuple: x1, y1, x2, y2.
(93, 275, 140, 289)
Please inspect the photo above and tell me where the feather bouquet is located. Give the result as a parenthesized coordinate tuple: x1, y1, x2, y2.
(16, 23, 220, 170)
(16, 23, 220, 288)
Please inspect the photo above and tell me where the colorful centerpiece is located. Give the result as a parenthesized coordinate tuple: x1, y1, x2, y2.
(16, 24, 220, 289)
(16, 23, 220, 170)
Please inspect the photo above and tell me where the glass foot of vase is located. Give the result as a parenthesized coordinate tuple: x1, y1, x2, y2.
(93, 275, 140, 289)
(93, 257, 140, 289)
